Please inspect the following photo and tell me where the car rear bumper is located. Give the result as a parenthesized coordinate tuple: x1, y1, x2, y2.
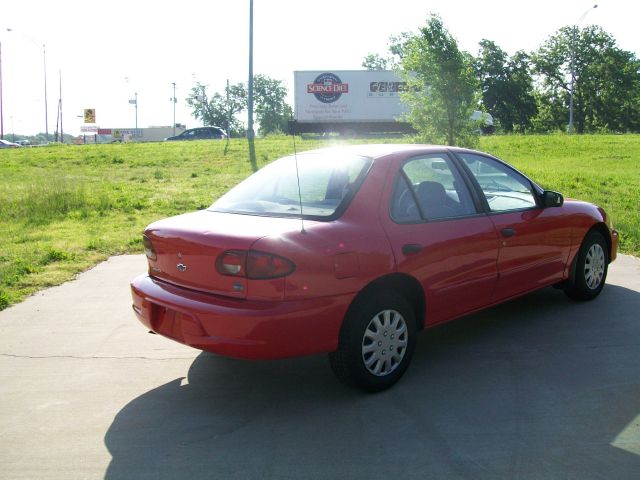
(130, 274, 351, 359)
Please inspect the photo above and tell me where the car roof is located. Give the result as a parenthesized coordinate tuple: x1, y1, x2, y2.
(299, 144, 464, 159)
(185, 126, 221, 131)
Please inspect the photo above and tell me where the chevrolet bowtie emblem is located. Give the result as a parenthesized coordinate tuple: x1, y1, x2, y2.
(176, 263, 187, 272)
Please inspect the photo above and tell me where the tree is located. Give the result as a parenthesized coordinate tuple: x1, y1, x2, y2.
(474, 40, 537, 132)
(362, 53, 388, 71)
(186, 75, 292, 136)
(399, 15, 479, 146)
(186, 82, 246, 137)
(532, 26, 640, 133)
(362, 32, 414, 71)
(507, 51, 539, 132)
(253, 75, 292, 135)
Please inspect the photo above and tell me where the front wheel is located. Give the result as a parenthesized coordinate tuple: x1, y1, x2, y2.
(564, 231, 609, 301)
(329, 291, 417, 392)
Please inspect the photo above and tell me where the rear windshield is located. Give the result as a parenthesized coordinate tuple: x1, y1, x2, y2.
(210, 152, 372, 219)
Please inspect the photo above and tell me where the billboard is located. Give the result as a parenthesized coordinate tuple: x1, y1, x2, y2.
(84, 109, 96, 124)
(294, 70, 410, 123)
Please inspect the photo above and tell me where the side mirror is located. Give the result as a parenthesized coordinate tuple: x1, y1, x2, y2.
(542, 190, 564, 208)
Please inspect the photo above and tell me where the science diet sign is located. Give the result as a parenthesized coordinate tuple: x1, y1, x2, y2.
(295, 70, 408, 123)
(306, 73, 349, 103)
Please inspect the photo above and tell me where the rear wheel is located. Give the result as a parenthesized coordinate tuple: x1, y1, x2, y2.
(329, 291, 416, 392)
(564, 231, 608, 301)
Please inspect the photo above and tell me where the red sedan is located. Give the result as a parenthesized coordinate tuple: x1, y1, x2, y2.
(131, 145, 618, 391)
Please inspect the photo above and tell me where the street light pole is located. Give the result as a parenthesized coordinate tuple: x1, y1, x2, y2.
(0, 41, 4, 140)
(43, 43, 49, 141)
(125, 77, 138, 130)
(226, 78, 231, 137)
(201, 85, 205, 126)
(568, 4, 598, 134)
(171, 82, 176, 136)
(247, 0, 254, 139)
(6, 29, 49, 140)
(58, 69, 63, 142)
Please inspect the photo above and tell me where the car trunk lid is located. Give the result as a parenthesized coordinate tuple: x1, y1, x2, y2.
(144, 210, 300, 298)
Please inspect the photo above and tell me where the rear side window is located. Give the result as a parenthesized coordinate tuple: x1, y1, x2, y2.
(391, 154, 476, 222)
(211, 152, 372, 219)
(201, 128, 218, 138)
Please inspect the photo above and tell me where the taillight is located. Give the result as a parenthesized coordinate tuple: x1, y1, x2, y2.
(142, 235, 157, 261)
(216, 250, 244, 275)
(216, 250, 296, 279)
(247, 250, 296, 279)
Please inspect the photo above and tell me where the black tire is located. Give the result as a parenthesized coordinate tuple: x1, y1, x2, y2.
(329, 291, 417, 392)
(564, 231, 609, 301)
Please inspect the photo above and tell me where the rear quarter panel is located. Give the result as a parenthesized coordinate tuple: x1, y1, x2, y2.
(252, 155, 396, 301)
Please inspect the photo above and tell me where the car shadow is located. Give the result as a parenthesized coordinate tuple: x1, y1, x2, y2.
(104, 285, 640, 479)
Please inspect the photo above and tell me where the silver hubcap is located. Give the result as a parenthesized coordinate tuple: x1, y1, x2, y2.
(362, 309, 408, 377)
(584, 243, 606, 290)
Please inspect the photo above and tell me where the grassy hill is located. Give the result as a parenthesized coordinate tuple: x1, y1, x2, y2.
(1, 134, 638, 310)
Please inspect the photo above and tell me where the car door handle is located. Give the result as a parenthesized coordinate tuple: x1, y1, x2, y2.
(501, 228, 516, 238)
(402, 244, 423, 255)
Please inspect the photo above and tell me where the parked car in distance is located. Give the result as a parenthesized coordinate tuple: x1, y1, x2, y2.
(0, 139, 21, 148)
(131, 144, 618, 392)
(164, 126, 227, 141)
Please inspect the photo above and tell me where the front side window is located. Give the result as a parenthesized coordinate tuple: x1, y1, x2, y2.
(458, 153, 537, 212)
(391, 154, 476, 222)
(211, 152, 371, 219)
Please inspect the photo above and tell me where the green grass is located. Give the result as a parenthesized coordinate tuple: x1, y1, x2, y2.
(0, 134, 638, 310)
(479, 134, 640, 255)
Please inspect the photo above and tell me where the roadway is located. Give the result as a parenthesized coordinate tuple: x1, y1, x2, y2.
(1, 254, 639, 479)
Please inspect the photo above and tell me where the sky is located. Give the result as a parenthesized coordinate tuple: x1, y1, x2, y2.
(1, 0, 638, 137)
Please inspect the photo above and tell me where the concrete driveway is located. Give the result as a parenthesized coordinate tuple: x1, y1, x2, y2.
(1, 254, 639, 479)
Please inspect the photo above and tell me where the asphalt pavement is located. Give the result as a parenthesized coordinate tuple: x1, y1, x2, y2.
(1, 254, 639, 479)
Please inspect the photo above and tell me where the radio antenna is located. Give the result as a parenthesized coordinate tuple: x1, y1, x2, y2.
(291, 124, 306, 234)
